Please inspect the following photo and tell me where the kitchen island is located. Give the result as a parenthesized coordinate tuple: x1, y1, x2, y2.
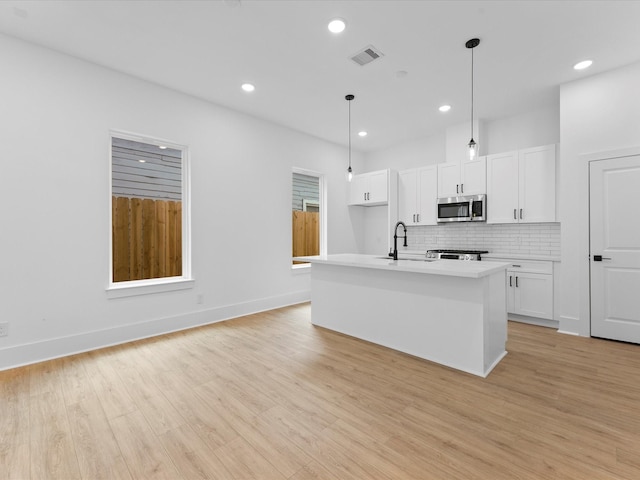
(296, 254, 509, 377)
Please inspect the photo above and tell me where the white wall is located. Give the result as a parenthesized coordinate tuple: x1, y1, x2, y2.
(484, 104, 560, 154)
(559, 60, 640, 335)
(365, 134, 446, 172)
(0, 33, 361, 369)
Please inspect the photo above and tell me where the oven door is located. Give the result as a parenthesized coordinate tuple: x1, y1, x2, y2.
(437, 197, 473, 222)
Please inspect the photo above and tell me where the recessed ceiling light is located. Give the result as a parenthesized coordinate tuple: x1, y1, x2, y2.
(574, 60, 593, 70)
(241, 83, 255, 92)
(158, 145, 167, 149)
(138, 159, 146, 163)
(328, 18, 346, 34)
(439, 105, 451, 112)
(358, 131, 367, 137)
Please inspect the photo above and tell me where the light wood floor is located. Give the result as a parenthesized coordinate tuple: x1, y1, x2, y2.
(2, 303, 640, 479)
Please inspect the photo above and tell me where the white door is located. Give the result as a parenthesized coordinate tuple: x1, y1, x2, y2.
(367, 170, 388, 204)
(512, 272, 553, 320)
(417, 166, 438, 225)
(348, 174, 367, 205)
(590, 155, 640, 343)
(461, 156, 486, 195)
(519, 145, 556, 223)
(437, 163, 461, 197)
(398, 170, 417, 224)
(486, 151, 519, 223)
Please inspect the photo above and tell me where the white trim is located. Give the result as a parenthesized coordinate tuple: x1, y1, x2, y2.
(302, 198, 319, 212)
(108, 129, 193, 292)
(106, 278, 195, 298)
(291, 167, 327, 267)
(578, 146, 640, 339)
(580, 145, 640, 162)
(0, 291, 311, 371)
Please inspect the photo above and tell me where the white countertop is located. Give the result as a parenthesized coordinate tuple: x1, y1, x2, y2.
(294, 254, 508, 279)
(483, 253, 561, 262)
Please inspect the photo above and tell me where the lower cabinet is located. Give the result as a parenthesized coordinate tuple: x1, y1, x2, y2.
(494, 259, 554, 321)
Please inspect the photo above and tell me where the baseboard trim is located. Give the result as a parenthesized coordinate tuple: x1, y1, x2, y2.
(0, 290, 311, 371)
(509, 314, 559, 329)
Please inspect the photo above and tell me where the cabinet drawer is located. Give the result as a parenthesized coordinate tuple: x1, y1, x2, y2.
(491, 258, 553, 274)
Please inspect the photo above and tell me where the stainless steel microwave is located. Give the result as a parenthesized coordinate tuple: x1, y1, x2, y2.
(437, 194, 486, 222)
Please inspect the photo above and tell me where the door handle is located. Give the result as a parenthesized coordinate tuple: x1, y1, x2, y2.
(593, 255, 612, 261)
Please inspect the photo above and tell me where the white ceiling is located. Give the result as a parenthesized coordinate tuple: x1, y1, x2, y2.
(2, 0, 640, 152)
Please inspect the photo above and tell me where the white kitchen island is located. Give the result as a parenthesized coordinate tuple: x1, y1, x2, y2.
(296, 254, 509, 377)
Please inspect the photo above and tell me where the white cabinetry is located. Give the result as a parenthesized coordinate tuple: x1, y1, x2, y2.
(437, 157, 486, 198)
(349, 170, 390, 206)
(486, 145, 556, 223)
(494, 259, 554, 321)
(398, 166, 437, 225)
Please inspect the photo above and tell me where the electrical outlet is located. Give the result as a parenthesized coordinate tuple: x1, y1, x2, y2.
(0, 322, 8, 337)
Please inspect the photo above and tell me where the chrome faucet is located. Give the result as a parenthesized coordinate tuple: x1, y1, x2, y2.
(392, 221, 408, 260)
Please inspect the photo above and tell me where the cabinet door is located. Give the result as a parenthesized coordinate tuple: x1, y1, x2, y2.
(461, 157, 486, 195)
(367, 170, 389, 204)
(417, 166, 438, 225)
(348, 174, 368, 205)
(518, 145, 556, 223)
(506, 273, 516, 313)
(513, 272, 553, 319)
(398, 170, 418, 224)
(437, 163, 461, 197)
(486, 151, 519, 223)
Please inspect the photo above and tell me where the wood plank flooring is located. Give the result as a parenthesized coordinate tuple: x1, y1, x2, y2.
(2, 303, 640, 479)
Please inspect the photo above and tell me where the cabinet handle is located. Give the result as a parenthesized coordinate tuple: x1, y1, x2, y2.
(417, 213, 420, 222)
(368, 192, 370, 201)
(513, 209, 517, 220)
(456, 184, 459, 194)
(413, 214, 416, 223)
(509, 275, 512, 287)
(520, 208, 523, 219)
(515, 276, 519, 288)
(461, 183, 464, 194)
(364, 193, 366, 202)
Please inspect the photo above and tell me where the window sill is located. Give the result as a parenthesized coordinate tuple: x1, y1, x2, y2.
(291, 263, 311, 274)
(106, 277, 195, 298)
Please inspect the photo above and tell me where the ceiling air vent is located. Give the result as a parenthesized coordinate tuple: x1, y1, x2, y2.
(350, 45, 384, 66)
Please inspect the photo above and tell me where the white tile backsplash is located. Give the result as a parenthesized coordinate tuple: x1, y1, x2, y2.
(405, 222, 560, 256)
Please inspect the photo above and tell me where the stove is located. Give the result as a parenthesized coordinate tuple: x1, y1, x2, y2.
(426, 249, 489, 261)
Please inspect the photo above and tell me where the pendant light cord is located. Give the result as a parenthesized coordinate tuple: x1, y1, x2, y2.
(348, 99, 352, 170)
(470, 45, 474, 140)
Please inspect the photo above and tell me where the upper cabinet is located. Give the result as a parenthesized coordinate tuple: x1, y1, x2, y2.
(348, 169, 392, 206)
(487, 144, 556, 224)
(398, 165, 438, 226)
(437, 157, 487, 198)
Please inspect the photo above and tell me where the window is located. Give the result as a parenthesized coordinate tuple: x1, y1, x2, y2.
(110, 132, 191, 287)
(292, 169, 325, 266)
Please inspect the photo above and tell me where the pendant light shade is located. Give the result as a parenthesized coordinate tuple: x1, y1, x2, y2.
(346, 94, 355, 182)
(466, 38, 480, 161)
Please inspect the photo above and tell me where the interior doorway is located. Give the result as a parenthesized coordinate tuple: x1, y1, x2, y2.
(589, 154, 640, 343)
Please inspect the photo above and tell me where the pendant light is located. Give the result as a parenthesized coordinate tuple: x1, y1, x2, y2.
(345, 94, 354, 182)
(466, 38, 480, 160)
